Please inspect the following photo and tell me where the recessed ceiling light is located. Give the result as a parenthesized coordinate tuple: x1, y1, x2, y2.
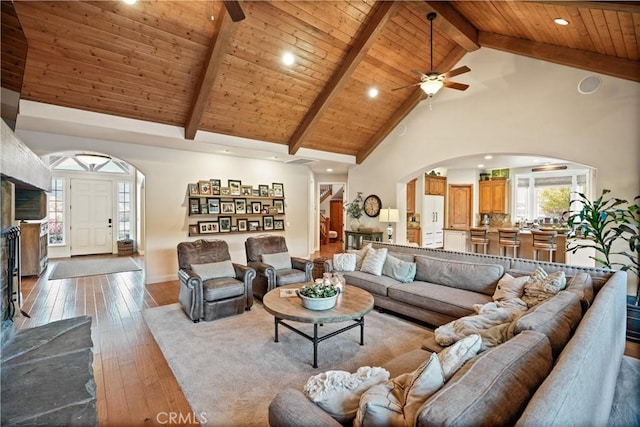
(222, 149, 230, 153)
(484, 155, 493, 160)
(326, 168, 333, 172)
(272, 156, 279, 160)
(282, 52, 295, 66)
(477, 164, 485, 168)
(368, 87, 379, 98)
(554, 18, 569, 26)
(123, 0, 137, 4)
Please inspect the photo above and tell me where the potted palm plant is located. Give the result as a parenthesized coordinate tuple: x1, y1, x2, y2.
(567, 189, 639, 342)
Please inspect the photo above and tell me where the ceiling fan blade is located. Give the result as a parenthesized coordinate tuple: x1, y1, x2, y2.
(444, 81, 469, 91)
(223, 1, 246, 22)
(391, 82, 421, 92)
(443, 66, 470, 79)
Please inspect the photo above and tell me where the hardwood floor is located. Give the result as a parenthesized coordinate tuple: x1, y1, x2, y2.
(14, 247, 639, 425)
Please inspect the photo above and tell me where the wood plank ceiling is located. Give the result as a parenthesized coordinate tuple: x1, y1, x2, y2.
(2, 1, 639, 164)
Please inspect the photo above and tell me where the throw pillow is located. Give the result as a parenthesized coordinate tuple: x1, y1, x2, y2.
(333, 253, 357, 272)
(261, 252, 292, 270)
(360, 247, 388, 276)
(303, 366, 390, 423)
(492, 273, 530, 301)
(347, 243, 372, 269)
(354, 352, 445, 427)
(522, 267, 567, 308)
(382, 254, 417, 283)
(437, 334, 482, 381)
(191, 260, 235, 281)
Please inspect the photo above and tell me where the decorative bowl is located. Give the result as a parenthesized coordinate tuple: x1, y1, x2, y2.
(297, 291, 339, 311)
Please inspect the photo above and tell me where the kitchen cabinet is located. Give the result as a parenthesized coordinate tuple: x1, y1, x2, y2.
(20, 220, 48, 277)
(407, 227, 421, 246)
(422, 195, 444, 248)
(479, 180, 509, 214)
(425, 175, 446, 196)
(406, 178, 417, 214)
(444, 229, 469, 252)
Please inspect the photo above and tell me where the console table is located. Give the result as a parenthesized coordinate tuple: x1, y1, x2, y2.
(344, 230, 384, 250)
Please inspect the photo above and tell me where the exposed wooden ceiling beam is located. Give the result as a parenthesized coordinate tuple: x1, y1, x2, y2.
(356, 45, 468, 164)
(528, 1, 640, 13)
(222, 1, 245, 22)
(287, 1, 399, 155)
(417, 1, 480, 52)
(184, 8, 236, 140)
(479, 31, 640, 83)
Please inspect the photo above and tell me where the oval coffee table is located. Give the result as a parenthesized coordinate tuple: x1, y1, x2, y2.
(262, 284, 374, 368)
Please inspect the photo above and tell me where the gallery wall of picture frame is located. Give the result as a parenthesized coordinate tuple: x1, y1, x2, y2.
(186, 179, 286, 236)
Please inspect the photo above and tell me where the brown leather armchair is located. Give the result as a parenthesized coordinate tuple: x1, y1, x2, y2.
(244, 235, 313, 300)
(177, 239, 255, 322)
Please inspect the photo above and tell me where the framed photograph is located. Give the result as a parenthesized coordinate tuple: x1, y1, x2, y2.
(189, 198, 200, 215)
(272, 183, 284, 197)
(240, 185, 253, 196)
(189, 224, 198, 235)
(237, 218, 248, 232)
(221, 187, 231, 196)
(263, 215, 274, 230)
(199, 180, 212, 196)
(219, 216, 232, 232)
(228, 179, 242, 196)
(261, 205, 270, 214)
(198, 221, 218, 234)
(211, 179, 221, 195)
(259, 184, 269, 197)
(274, 219, 284, 230)
(252, 189, 260, 197)
(221, 201, 235, 214)
(273, 199, 285, 214)
(248, 220, 260, 231)
(251, 201, 262, 214)
(235, 198, 246, 214)
(208, 198, 220, 214)
(188, 183, 199, 196)
(200, 201, 209, 214)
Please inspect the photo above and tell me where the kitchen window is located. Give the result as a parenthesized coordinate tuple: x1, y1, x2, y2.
(514, 170, 589, 222)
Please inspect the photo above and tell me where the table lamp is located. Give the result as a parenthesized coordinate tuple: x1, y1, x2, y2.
(379, 208, 399, 243)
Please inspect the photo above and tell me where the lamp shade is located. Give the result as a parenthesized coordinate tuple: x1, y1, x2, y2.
(379, 208, 399, 223)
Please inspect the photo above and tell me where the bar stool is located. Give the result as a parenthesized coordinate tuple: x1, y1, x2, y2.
(469, 227, 489, 254)
(498, 228, 521, 258)
(531, 230, 558, 262)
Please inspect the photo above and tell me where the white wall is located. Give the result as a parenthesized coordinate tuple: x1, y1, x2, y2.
(17, 131, 312, 284)
(348, 48, 640, 293)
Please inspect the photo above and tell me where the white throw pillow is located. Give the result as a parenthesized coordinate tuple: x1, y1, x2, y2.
(354, 352, 444, 427)
(346, 243, 372, 269)
(191, 260, 235, 281)
(437, 333, 482, 381)
(261, 252, 292, 270)
(522, 267, 567, 307)
(333, 253, 357, 272)
(360, 247, 388, 276)
(493, 273, 530, 302)
(304, 366, 390, 423)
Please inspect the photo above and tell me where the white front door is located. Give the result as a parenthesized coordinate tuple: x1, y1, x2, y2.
(70, 179, 113, 255)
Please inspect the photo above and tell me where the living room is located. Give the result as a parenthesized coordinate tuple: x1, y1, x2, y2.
(1, 1, 639, 425)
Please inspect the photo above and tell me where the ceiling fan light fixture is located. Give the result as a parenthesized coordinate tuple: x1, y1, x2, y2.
(420, 80, 443, 97)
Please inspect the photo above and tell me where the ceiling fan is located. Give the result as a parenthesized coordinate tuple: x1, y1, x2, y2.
(392, 12, 470, 97)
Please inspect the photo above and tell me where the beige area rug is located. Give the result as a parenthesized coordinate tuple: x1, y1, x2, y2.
(48, 257, 141, 280)
(143, 302, 432, 426)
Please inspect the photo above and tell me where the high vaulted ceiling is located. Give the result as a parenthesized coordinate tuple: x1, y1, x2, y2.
(2, 1, 639, 165)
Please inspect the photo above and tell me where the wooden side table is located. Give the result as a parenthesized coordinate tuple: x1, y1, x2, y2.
(344, 230, 383, 250)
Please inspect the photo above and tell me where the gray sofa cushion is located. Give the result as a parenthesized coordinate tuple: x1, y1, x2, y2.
(512, 291, 583, 358)
(414, 255, 504, 296)
(417, 330, 553, 427)
(565, 272, 594, 311)
(388, 281, 492, 320)
(342, 270, 400, 297)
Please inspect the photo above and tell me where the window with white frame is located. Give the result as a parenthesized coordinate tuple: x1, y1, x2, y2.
(117, 182, 132, 240)
(514, 170, 589, 222)
(48, 178, 65, 245)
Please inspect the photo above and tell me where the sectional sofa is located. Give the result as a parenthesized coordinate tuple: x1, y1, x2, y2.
(269, 241, 628, 426)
